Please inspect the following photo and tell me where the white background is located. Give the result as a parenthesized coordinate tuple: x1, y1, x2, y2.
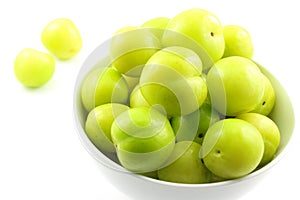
(0, 0, 299, 199)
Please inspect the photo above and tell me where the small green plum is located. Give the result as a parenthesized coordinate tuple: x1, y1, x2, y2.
(201, 119, 264, 179)
(206, 56, 264, 116)
(162, 8, 225, 70)
(252, 74, 276, 116)
(223, 25, 254, 58)
(141, 17, 170, 39)
(41, 18, 82, 60)
(140, 46, 206, 116)
(237, 113, 280, 166)
(129, 85, 150, 108)
(14, 48, 55, 88)
(81, 66, 129, 111)
(158, 141, 211, 184)
(110, 27, 161, 77)
(111, 107, 175, 173)
(85, 103, 129, 152)
(171, 103, 220, 144)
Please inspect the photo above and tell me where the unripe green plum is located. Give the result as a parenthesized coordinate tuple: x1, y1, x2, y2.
(85, 103, 129, 152)
(122, 74, 140, 93)
(237, 113, 280, 166)
(141, 17, 170, 30)
(158, 141, 211, 184)
(81, 66, 129, 111)
(223, 25, 254, 58)
(111, 107, 175, 173)
(14, 48, 55, 88)
(129, 85, 150, 108)
(206, 56, 264, 116)
(201, 119, 264, 179)
(171, 103, 221, 144)
(110, 27, 161, 77)
(41, 18, 82, 60)
(252, 74, 275, 116)
(162, 8, 224, 70)
(140, 46, 206, 116)
(141, 17, 170, 39)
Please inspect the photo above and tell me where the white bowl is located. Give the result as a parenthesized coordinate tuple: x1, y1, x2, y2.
(73, 39, 295, 200)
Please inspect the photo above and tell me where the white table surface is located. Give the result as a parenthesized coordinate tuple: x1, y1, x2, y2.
(0, 0, 299, 199)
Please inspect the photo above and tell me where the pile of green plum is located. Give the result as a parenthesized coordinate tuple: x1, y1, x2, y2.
(81, 8, 280, 184)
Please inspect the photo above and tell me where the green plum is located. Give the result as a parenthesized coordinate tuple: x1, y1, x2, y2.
(141, 17, 170, 30)
(111, 107, 175, 173)
(81, 66, 129, 111)
(122, 74, 140, 93)
(141, 17, 170, 39)
(252, 74, 276, 116)
(110, 27, 161, 77)
(162, 8, 224, 70)
(206, 56, 264, 116)
(201, 119, 264, 179)
(41, 18, 82, 60)
(85, 103, 129, 152)
(223, 25, 254, 58)
(171, 103, 221, 144)
(237, 113, 280, 166)
(14, 48, 55, 88)
(129, 85, 150, 108)
(158, 141, 211, 184)
(139, 46, 207, 116)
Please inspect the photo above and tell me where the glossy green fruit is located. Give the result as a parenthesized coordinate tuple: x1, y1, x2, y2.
(158, 141, 211, 184)
(252, 74, 275, 116)
(14, 48, 55, 87)
(171, 103, 220, 144)
(206, 56, 264, 116)
(85, 103, 129, 152)
(110, 27, 161, 77)
(41, 18, 82, 60)
(141, 17, 170, 39)
(81, 66, 129, 111)
(111, 107, 175, 173)
(201, 119, 264, 179)
(237, 113, 280, 166)
(139, 46, 206, 116)
(162, 8, 224, 70)
(223, 25, 254, 58)
(129, 85, 150, 108)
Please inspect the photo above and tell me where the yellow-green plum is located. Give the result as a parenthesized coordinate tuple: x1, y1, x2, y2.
(141, 17, 170, 39)
(129, 85, 150, 108)
(223, 25, 254, 58)
(110, 27, 161, 77)
(111, 107, 175, 173)
(237, 113, 280, 166)
(14, 48, 55, 88)
(139, 46, 207, 117)
(171, 103, 221, 144)
(158, 141, 211, 184)
(252, 74, 276, 116)
(201, 119, 264, 179)
(85, 103, 129, 152)
(81, 66, 129, 111)
(41, 18, 82, 60)
(162, 8, 224, 70)
(206, 56, 264, 116)
(122, 74, 140, 94)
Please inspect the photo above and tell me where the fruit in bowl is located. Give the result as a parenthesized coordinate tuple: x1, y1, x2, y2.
(74, 8, 294, 200)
